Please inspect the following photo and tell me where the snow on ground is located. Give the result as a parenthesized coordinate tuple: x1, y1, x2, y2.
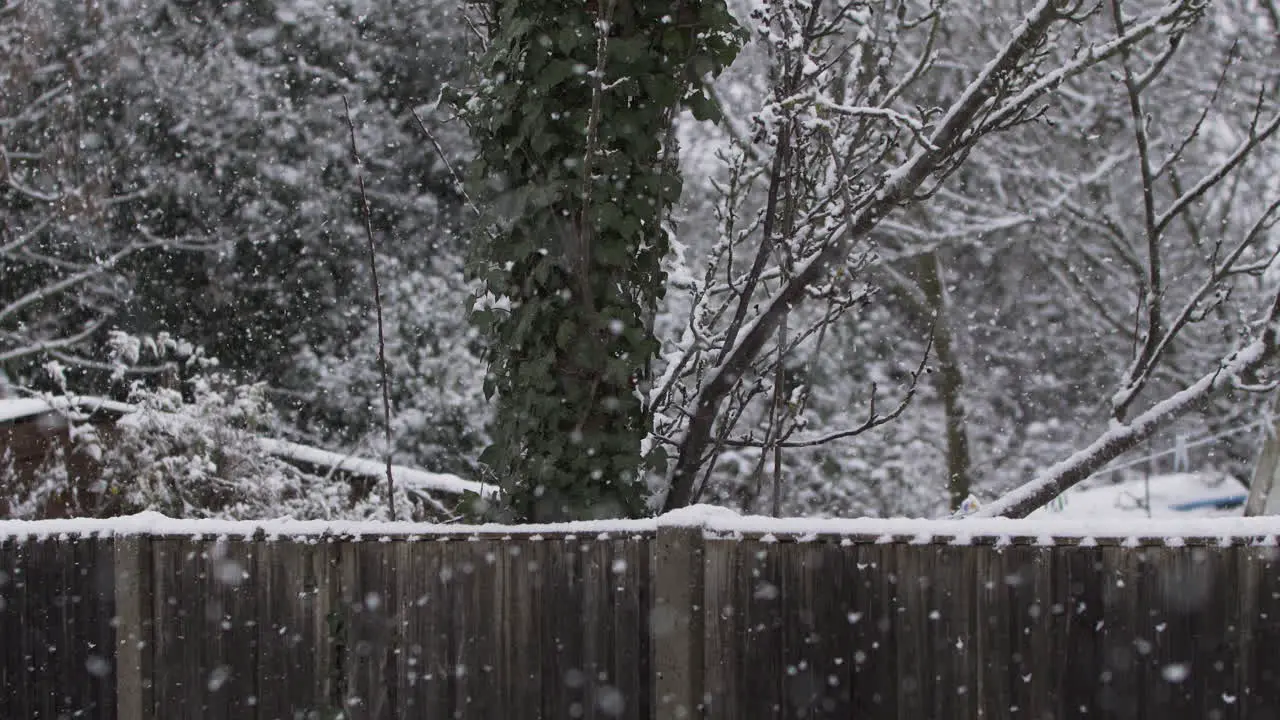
(1028, 472, 1248, 520)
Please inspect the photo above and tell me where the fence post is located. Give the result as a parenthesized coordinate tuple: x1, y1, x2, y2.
(651, 523, 706, 719)
(114, 535, 153, 720)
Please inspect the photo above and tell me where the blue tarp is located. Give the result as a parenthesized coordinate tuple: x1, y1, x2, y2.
(1169, 495, 1247, 512)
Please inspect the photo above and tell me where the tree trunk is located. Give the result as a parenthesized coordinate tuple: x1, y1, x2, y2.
(916, 252, 973, 511)
(1245, 392, 1280, 516)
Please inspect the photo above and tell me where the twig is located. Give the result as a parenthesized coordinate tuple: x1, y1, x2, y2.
(411, 103, 482, 219)
(343, 96, 397, 521)
(722, 326, 935, 449)
(1110, 0, 1164, 421)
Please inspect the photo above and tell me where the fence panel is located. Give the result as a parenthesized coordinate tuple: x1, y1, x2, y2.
(1242, 545, 1280, 717)
(0, 535, 115, 719)
(5, 528, 1280, 719)
(150, 538, 259, 719)
(253, 538, 342, 718)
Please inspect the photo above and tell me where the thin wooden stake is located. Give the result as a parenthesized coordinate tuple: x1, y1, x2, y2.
(342, 96, 397, 521)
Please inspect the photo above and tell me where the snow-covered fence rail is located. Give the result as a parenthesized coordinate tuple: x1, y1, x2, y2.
(5, 512, 1280, 718)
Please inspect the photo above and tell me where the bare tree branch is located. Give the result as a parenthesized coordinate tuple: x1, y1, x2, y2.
(975, 290, 1280, 519)
(662, 0, 1171, 511)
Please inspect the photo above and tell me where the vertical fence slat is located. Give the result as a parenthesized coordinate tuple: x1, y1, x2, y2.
(1241, 544, 1280, 717)
(1027, 545, 1056, 718)
(1099, 544, 1144, 719)
(518, 538, 544, 719)
(393, 539, 418, 717)
(581, 538, 606, 720)
(341, 538, 399, 720)
(31, 538, 55, 720)
(254, 539, 285, 719)
(894, 542, 930, 720)
(538, 538, 571, 718)
(628, 535, 653, 720)
(114, 535, 150, 720)
(149, 538, 174, 718)
(1206, 546, 1243, 720)
(743, 538, 784, 718)
(702, 539, 735, 720)
(782, 542, 818, 718)
(17, 540, 36, 720)
(444, 541, 466, 716)
(396, 538, 445, 716)
(462, 538, 500, 719)
(847, 543, 896, 718)
(1133, 546, 1239, 718)
(0, 538, 17, 720)
(812, 542, 853, 717)
(828, 541, 857, 717)
(994, 544, 1052, 719)
(214, 540, 259, 716)
(1054, 545, 1105, 718)
(86, 536, 118, 717)
(975, 545, 1005, 716)
(652, 525, 706, 720)
(256, 537, 337, 718)
(164, 537, 202, 720)
(931, 545, 977, 720)
(577, 537, 603, 720)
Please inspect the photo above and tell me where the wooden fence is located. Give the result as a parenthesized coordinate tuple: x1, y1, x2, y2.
(3, 526, 1280, 719)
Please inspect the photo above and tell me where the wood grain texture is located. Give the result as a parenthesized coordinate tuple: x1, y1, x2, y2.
(3, 532, 1280, 719)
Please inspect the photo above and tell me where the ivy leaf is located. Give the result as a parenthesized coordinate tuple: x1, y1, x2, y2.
(644, 444, 670, 473)
(685, 89, 722, 122)
(555, 319, 576, 350)
(538, 59, 580, 92)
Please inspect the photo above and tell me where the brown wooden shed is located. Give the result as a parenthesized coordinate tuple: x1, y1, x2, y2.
(0, 397, 118, 518)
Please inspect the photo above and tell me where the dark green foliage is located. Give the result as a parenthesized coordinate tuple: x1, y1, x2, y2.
(2, 0, 487, 479)
(463, 0, 743, 520)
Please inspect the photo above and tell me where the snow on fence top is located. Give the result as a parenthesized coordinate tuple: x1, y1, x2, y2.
(4, 505, 1280, 546)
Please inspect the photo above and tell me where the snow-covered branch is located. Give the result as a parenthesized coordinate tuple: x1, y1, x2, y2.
(974, 290, 1280, 519)
(658, 0, 1202, 511)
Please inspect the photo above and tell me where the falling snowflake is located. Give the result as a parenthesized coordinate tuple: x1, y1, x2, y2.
(1162, 663, 1190, 683)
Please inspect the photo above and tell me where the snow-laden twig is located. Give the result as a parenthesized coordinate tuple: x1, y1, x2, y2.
(812, 98, 938, 150)
(974, 0, 1207, 138)
(0, 319, 108, 364)
(0, 245, 138, 326)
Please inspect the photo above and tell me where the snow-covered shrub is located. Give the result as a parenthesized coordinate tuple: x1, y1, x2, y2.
(8, 332, 447, 520)
(6, 378, 322, 519)
(100, 379, 342, 518)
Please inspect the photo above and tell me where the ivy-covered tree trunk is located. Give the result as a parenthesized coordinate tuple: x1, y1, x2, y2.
(463, 0, 741, 520)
